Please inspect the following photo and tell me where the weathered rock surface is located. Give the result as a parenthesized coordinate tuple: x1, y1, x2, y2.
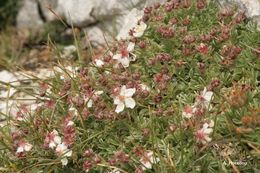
(16, 0, 260, 44)
(16, 0, 44, 29)
(217, 0, 260, 27)
(38, 0, 59, 21)
(57, 0, 97, 27)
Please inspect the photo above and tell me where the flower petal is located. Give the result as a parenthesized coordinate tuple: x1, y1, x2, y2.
(54, 136, 61, 145)
(115, 102, 125, 113)
(24, 143, 32, 151)
(61, 158, 68, 166)
(113, 97, 121, 105)
(127, 42, 135, 52)
(125, 98, 136, 109)
(124, 88, 136, 97)
(119, 57, 130, 68)
(113, 54, 122, 60)
(16, 146, 24, 153)
(204, 91, 213, 102)
(95, 59, 104, 67)
(87, 99, 93, 108)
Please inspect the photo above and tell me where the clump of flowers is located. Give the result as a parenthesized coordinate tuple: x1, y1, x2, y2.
(0, 0, 259, 172)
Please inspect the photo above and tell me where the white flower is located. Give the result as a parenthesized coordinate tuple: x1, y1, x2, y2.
(133, 21, 147, 38)
(113, 42, 136, 68)
(196, 88, 213, 109)
(56, 142, 72, 166)
(195, 121, 214, 144)
(140, 151, 160, 170)
(47, 130, 62, 149)
(113, 85, 136, 113)
(94, 59, 105, 67)
(16, 140, 33, 153)
(182, 105, 196, 119)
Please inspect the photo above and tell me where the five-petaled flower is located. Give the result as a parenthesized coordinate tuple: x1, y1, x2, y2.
(113, 42, 136, 68)
(113, 85, 136, 113)
(16, 140, 33, 153)
(195, 120, 214, 144)
(195, 87, 213, 109)
(182, 105, 196, 119)
(44, 130, 62, 149)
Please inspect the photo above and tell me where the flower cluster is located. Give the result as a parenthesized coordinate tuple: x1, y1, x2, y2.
(43, 118, 74, 166)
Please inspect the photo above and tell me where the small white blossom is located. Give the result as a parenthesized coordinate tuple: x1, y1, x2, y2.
(195, 121, 214, 144)
(47, 130, 62, 149)
(16, 140, 33, 153)
(195, 87, 213, 109)
(113, 42, 136, 68)
(113, 85, 136, 113)
(182, 105, 196, 119)
(140, 151, 160, 170)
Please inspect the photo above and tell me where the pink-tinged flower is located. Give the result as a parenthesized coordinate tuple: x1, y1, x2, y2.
(133, 21, 147, 38)
(44, 130, 61, 149)
(15, 114, 26, 121)
(140, 151, 160, 170)
(63, 116, 74, 127)
(182, 105, 196, 119)
(195, 120, 214, 144)
(113, 85, 136, 113)
(55, 142, 72, 166)
(195, 88, 213, 109)
(16, 140, 32, 153)
(197, 43, 209, 54)
(113, 42, 136, 68)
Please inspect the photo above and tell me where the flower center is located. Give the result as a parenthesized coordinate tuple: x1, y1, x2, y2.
(119, 95, 126, 102)
(196, 130, 205, 140)
(121, 48, 129, 57)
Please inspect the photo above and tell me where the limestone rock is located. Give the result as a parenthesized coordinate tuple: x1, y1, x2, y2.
(57, 0, 97, 27)
(16, 0, 44, 29)
(38, 0, 59, 21)
(217, 0, 260, 27)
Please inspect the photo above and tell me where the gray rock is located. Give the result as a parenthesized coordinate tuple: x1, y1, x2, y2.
(37, 0, 59, 21)
(57, 0, 97, 27)
(92, 0, 146, 20)
(217, 0, 260, 27)
(83, 26, 114, 48)
(16, 0, 44, 29)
